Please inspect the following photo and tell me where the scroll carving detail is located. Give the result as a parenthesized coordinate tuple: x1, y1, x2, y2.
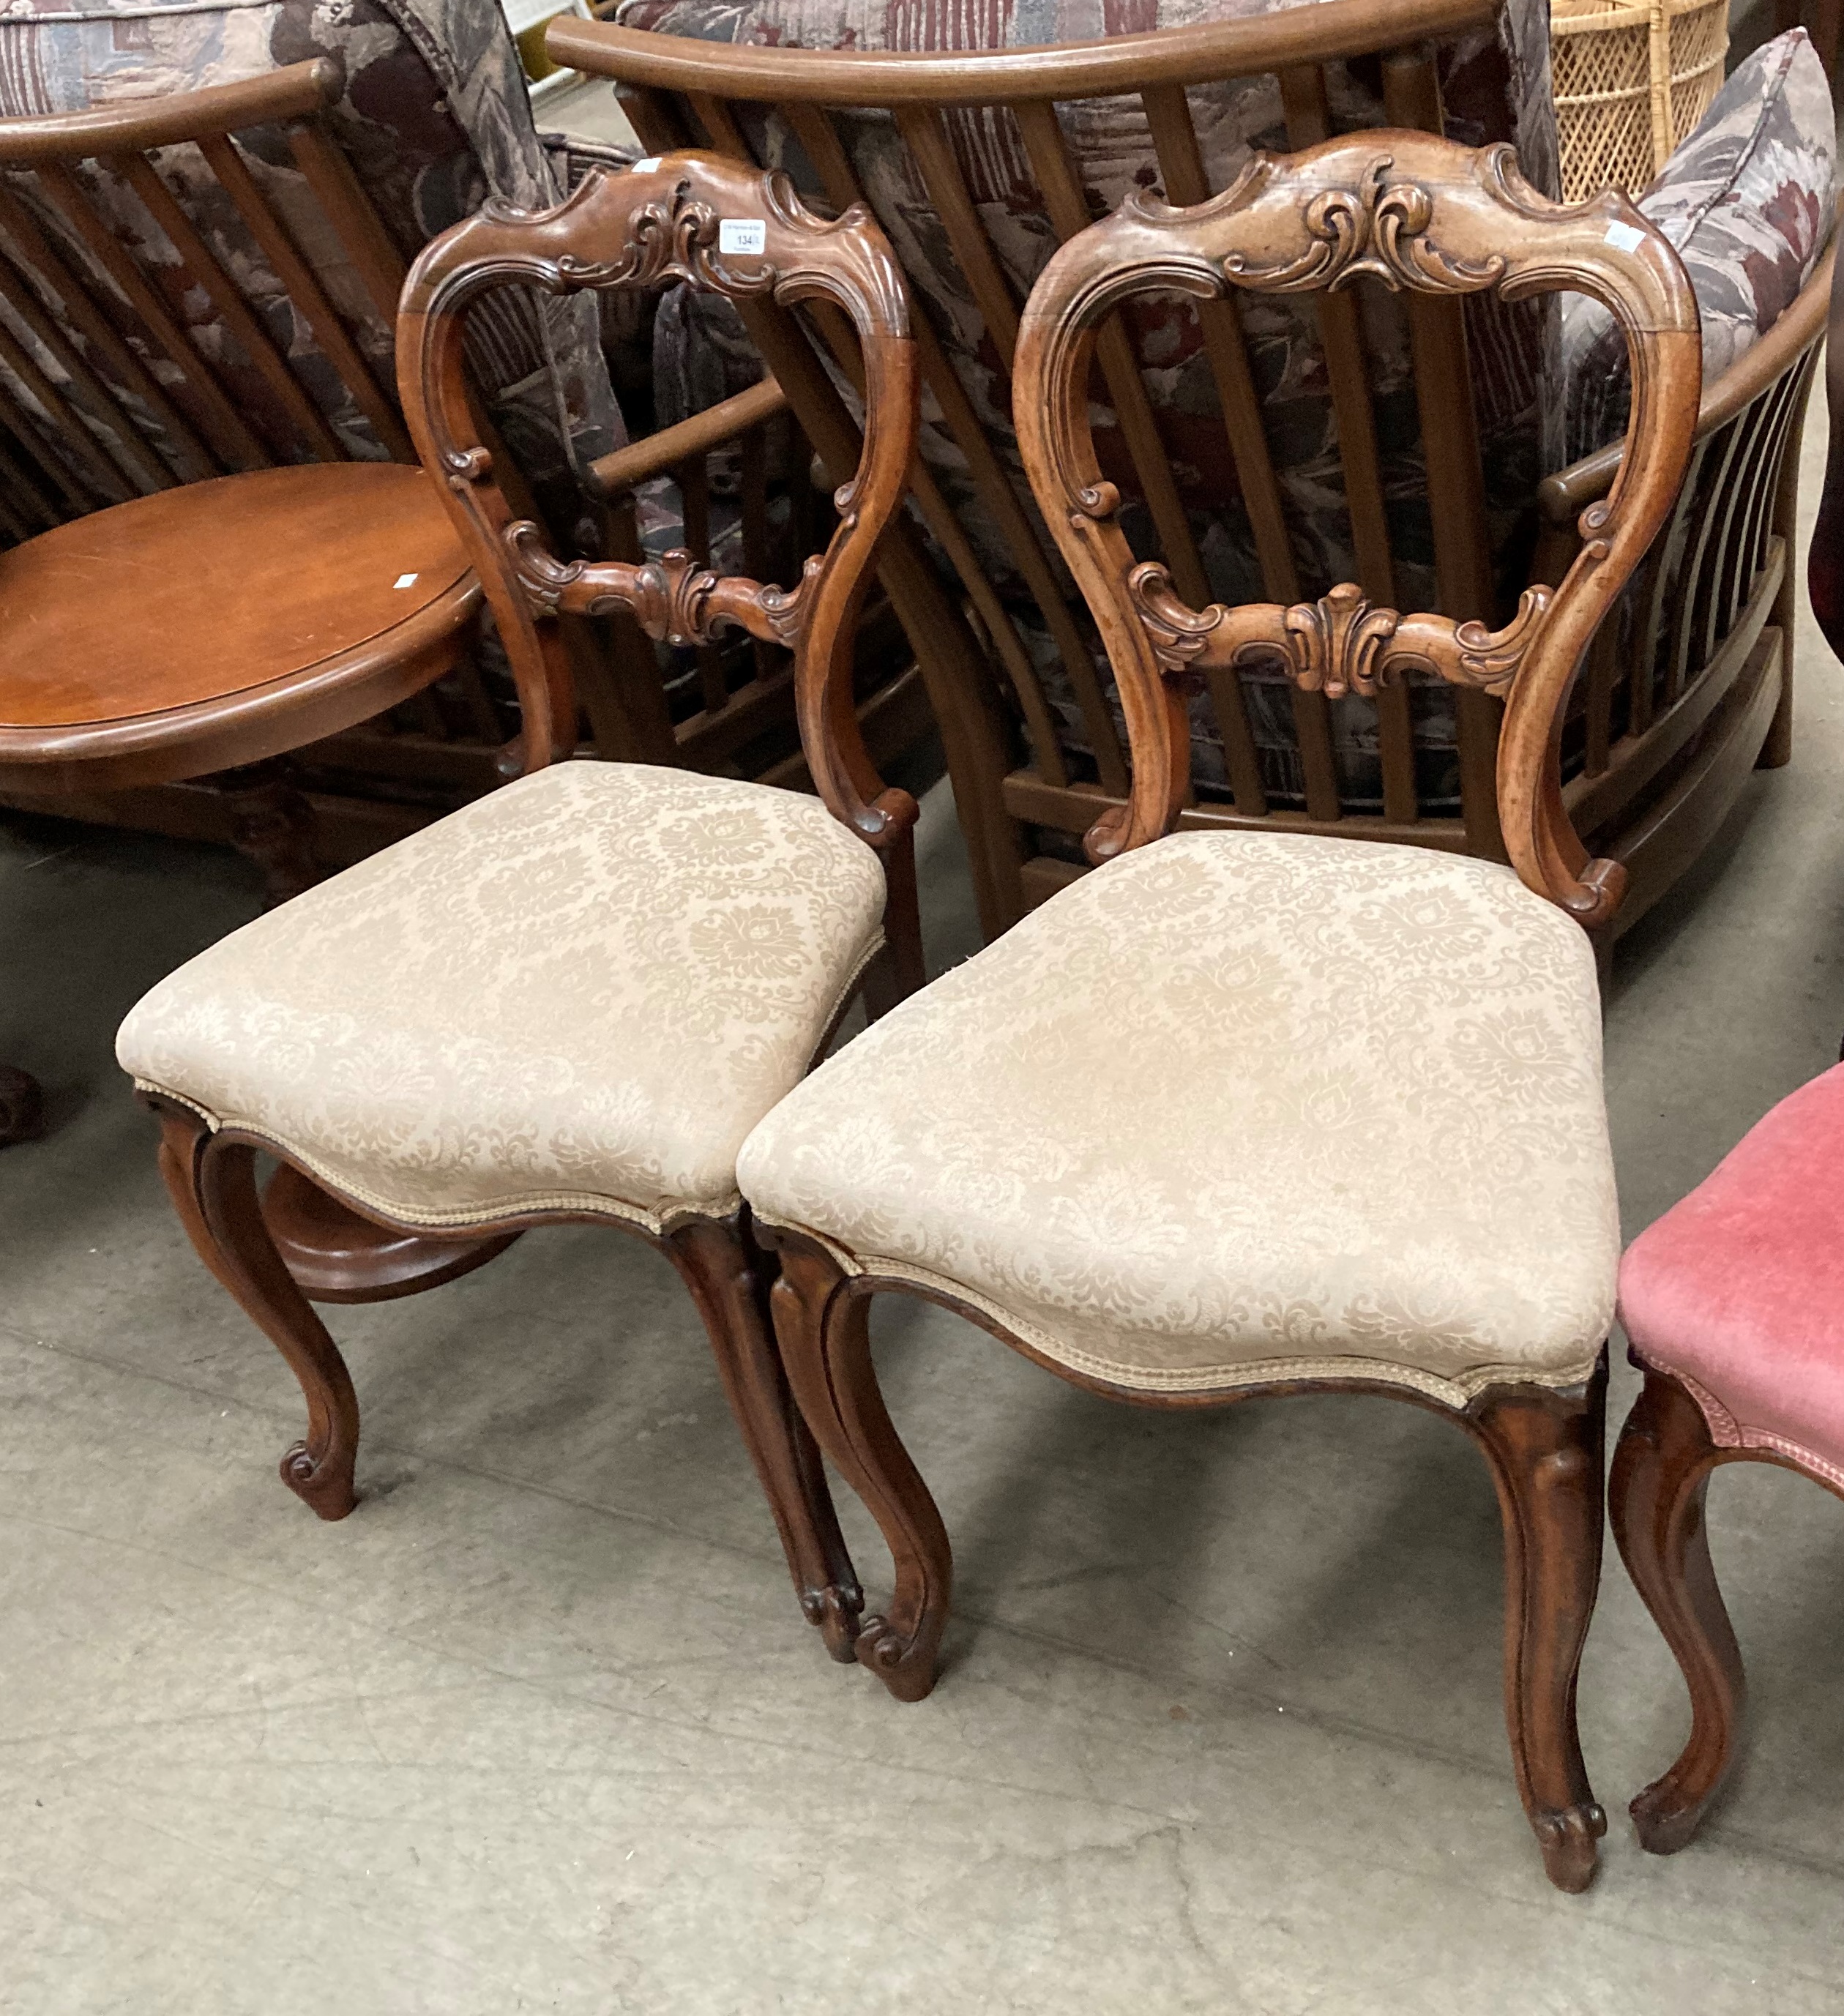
(1128, 565, 1555, 699)
(502, 521, 811, 647)
(1212, 158, 1506, 295)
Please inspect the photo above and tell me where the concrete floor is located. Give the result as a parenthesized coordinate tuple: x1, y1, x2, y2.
(6, 408, 1844, 2012)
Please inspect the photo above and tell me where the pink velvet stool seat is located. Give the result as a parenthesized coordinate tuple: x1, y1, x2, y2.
(1610, 1062, 1844, 1855)
(1621, 1061, 1844, 1485)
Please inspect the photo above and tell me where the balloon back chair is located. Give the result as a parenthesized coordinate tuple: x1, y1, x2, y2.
(736, 132, 1700, 1889)
(114, 151, 921, 1662)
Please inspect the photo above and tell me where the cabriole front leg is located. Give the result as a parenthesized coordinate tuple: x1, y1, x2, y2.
(766, 1233, 951, 1702)
(149, 1101, 359, 1518)
(1471, 1358, 1610, 1892)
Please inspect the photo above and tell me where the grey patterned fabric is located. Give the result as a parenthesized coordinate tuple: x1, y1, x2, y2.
(617, 0, 1560, 816)
(1561, 30, 1837, 465)
(0, 0, 623, 531)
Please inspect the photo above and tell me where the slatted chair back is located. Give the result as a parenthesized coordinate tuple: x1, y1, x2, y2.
(1012, 130, 1700, 927)
(552, 6, 1548, 904)
(397, 149, 922, 862)
(1537, 235, 1831, 921)
(0, 61, 411, 546)
(552, 9, 1829, 948)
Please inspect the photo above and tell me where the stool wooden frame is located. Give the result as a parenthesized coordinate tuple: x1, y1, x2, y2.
(1608, 1358, 1844, 1853)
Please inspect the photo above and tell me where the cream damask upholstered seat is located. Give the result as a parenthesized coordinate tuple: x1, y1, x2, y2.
(739, 831, 1616, 1405)
(120, 762, 886, 1233)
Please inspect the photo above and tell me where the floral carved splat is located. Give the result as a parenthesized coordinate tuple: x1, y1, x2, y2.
(1129, 570, 1555, 699)
(1217, 155, 1506, 294)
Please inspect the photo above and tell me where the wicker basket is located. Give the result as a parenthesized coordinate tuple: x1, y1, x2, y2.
(1551, 0, 1729, 203)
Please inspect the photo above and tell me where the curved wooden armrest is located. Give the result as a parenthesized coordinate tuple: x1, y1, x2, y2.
(396, 151, 918, 842)
(0, 58, 338, 163)
(585, 376, 788, 499)
(550, 2, 1498, 106)
(1539, 230, 1837, 523)
(1013, 132, 1700, 927)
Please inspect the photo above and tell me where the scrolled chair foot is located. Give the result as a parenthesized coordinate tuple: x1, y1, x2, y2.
(802, 1581, 867, 1663)
(854, 1610, 941, 1703)
(1533, 1801, 1608, 1893)
(280, 1436, 359, 1520)
(1629, 1777, 1712, 1856)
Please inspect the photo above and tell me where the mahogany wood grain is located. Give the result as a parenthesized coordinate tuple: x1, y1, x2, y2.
(550, 0, 1498, 103)
(0, 466, 471, 748)
(397, 149, 920, 848)
(586, 376, 788, 498)
(261, 1165, 520, 1303)
(149, 1097, 871, 1649)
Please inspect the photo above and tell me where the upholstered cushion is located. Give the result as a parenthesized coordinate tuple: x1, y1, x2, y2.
(739, 832, 1616, 1404)
(1561, 30, 1837, 463)
(118, 764, 885, 1233)
(1619, 1064, 1844, 1490)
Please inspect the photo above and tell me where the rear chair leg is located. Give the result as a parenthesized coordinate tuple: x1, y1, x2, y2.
(1471, 1361, 1610, 1892)
(766, 1230, 951, 1702)
(1609, 1364, 1744, 1853)
(666, 1212, 864, 1659)
(149, 1100, 359, 1518)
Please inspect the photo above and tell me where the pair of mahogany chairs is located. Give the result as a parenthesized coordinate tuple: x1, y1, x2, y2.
(113, 133, 1809, 1895)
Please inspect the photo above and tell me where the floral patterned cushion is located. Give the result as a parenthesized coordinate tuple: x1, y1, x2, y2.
(117, 761, 888, 1231)
(739, 829, 1616, 1403)
(616, 0, 1560, 815)
(1561, 30, 1837, 466)
(0, 0, 622, 533)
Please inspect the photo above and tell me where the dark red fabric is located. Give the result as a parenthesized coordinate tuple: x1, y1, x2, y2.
(1619, 1062, 1844, 1477)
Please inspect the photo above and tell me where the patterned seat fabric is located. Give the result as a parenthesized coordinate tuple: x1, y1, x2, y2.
(1619, 1062, 1844, 1493)
(738, 831, 1617, 1404)
(0, 0, 624, 537)
(1560, 30, 1837, 466)
(117, 764, 887, 1233)
(616, 0, 1561, 818)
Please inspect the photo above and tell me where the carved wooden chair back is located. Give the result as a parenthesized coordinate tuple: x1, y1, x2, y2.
(396, 150, 921, 862)
(0, 61, 411, 549)
(550, 12, 1824, 952)
(1012, 132, 1701, 931)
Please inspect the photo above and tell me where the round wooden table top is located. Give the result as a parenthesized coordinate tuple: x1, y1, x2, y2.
(1, 463, 474, 728)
